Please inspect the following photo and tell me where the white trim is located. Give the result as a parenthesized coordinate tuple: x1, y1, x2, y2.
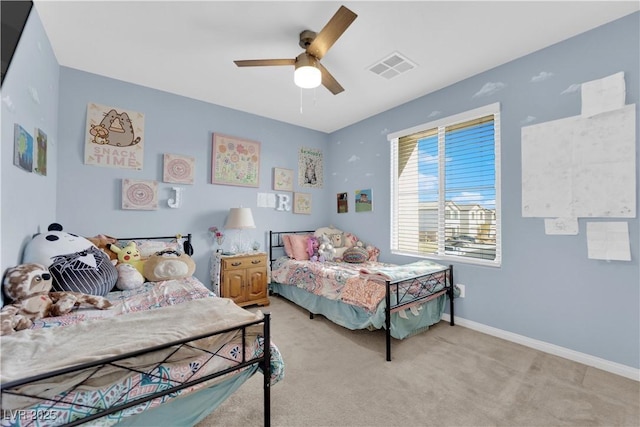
(387, 102, 501, 140)
(441, 313, 639, 381)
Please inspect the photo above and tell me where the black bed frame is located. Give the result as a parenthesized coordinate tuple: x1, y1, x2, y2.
(268, 230, 455, 362)
(1, 234, 273, 427)
(116, 233, 195, 256)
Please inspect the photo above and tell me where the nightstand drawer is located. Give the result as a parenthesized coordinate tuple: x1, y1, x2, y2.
(222, 255, 266, 271)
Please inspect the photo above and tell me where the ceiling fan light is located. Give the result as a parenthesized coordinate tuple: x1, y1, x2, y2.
(294, 65, 322, 89)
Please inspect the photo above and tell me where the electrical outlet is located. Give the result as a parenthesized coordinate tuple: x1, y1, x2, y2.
(457, 284, 466, 298)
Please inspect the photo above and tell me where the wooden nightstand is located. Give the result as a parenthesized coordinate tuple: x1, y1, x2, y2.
(219, 253, 269, 308)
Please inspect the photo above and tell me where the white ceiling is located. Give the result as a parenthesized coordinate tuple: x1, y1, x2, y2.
(34, 1, 639, 133)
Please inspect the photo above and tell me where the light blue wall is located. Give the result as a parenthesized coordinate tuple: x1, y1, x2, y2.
(327, 12, 640, 369)
(1, 9, 59, 270)
(56, 68, 329, 285)
(1, 9, 638, 371)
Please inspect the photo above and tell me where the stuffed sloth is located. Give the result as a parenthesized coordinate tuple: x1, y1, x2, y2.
(0, 263, 112, 335)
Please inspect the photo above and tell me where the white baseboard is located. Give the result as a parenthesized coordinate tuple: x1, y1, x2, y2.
(441, 313, 639, 381)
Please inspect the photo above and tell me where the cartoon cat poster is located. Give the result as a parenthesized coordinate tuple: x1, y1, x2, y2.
(84, 103, 145, 169)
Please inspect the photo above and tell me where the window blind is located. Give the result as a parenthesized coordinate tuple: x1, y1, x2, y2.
(390, 104, 501, 266)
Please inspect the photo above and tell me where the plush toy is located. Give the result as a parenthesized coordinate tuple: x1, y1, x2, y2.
(317, 234, 336, 262)
(143, 250, 195, 282)
(108, 241, 145, 275)
(1, 263, 112, 335)
(115, 263, 145, 290)
(307, 236, 322, 262)
(22, 223, 118, 296)
(86, 234, 119, 261)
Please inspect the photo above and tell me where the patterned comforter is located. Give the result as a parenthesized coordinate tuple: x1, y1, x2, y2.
(0, 278, 284, 427)
(271, 258, 448, 312)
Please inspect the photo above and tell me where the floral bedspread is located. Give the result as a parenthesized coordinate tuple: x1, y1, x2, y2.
(271, 258, 449, 313)
(1, 278, 284, 427)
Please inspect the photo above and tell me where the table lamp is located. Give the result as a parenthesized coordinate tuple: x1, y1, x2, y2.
(225, 207, 255, 253)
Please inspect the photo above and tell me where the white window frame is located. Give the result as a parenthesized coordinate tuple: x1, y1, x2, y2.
(388, 103, 502, 267)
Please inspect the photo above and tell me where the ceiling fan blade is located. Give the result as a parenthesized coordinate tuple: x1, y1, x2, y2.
(306, 5, 357, 60)
(318, 62, 344, 95)
(234, 59, 295, 67)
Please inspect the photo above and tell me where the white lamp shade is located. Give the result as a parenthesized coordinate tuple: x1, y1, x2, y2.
(294, 66, 321, 89)
(225, 207, 256, 229)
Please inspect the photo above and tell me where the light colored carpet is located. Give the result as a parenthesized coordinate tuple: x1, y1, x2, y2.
(197, 296, 639, 427)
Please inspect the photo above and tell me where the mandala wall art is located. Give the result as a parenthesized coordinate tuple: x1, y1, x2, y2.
(211, 133, 260, 187)
(122, 179, 158, 210)
(163, 153, 195, 184)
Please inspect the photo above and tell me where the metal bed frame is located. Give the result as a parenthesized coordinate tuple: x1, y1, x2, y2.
(268, 230, 454, 361)
(1, 234, 273, 427)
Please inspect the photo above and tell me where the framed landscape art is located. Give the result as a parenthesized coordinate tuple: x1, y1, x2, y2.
(355, 188, 373, 212)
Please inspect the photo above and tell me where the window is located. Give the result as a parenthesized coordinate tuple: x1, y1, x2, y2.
(388, 103, 501, 266)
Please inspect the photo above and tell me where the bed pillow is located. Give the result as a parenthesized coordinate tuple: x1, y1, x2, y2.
(288, 234, 310, 260)
(343, 232, 359, 248)
(135, 240, 182, 258)
(341, 247, 369, 263)
(282, 235, 293, 258)
(48, 246, 118, 296)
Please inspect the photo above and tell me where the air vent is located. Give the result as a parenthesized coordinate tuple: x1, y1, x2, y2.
(368, 52, 416, 79)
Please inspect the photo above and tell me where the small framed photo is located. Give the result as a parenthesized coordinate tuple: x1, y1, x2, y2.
(34, 128, 48, 176)
(273, 167, 294, 191)
(13, 124, 33, 172)
(294, 192, 312, 214)
(337, 192, 348, 213)
(355, 188, 373, 213)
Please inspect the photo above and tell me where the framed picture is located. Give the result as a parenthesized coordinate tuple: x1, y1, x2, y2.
(85, 103, 144, 170)
(163, 153, 195, 184)
(355, 188, 373, 212)
(298, 147, 323, 188)
(122, 179, 158, 210)
(293, 192, 312, 215)
(34, 128, 48, 176)
(211, 133, 260, 187)
(273, 167, 294, 191)
(13, 124, 33, 172)
(337, 192, 348, 213)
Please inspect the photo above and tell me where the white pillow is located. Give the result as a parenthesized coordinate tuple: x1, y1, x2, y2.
(134, 240, 182, 258)
(314, 226, 343, 238)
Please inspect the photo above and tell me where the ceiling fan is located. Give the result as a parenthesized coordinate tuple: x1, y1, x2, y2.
(234, 5, 357, 95)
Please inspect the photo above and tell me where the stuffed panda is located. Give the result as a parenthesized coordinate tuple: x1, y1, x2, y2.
(22, 223, 118, 296)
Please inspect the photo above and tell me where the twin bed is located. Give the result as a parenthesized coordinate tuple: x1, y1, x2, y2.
(1, 234, 283, 427)
(268, 230, 456, 361)
(1, 227, 456, 426)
